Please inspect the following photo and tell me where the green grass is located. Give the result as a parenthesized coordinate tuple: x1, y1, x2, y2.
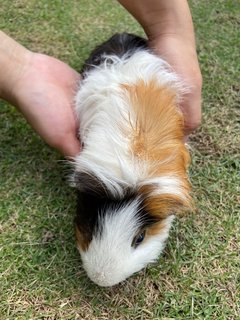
(0, 0, 239, 319)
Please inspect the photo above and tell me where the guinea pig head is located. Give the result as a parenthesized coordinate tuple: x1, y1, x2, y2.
(74, 173, 191, 287)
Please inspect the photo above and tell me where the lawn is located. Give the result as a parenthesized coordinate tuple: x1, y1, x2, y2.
(0, 0, 239, 319)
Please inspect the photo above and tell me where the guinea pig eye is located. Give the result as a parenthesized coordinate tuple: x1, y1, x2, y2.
(132, 230, 146, 248)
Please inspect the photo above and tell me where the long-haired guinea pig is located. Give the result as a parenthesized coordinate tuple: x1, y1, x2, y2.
(72, 33, 192, 287)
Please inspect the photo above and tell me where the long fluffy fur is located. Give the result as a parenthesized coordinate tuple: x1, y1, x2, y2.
(72, 33, 192, 286)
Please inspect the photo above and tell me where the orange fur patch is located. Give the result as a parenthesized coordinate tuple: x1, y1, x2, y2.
(124, 79, 192, 218)
(76, 226, 90, 251)
(125, 79, 190, 169)
(146, 220, 166, 237)
(140, 184, 192, 219)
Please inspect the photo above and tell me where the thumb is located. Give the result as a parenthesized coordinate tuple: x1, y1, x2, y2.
(58, 134, 81, 158)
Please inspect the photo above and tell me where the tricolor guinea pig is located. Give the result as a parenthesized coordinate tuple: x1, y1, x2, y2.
(72, 33, 192, 287)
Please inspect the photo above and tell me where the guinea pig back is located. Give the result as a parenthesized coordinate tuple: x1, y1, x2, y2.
(72, 33, 192, 287)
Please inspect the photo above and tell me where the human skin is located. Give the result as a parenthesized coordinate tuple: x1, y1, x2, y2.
(0, 1, 202, 156)
(0, 31, 81, 157)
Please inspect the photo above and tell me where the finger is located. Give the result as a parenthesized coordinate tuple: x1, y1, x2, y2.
(180, 76, 202, 137)
(58, 135, 82, 158)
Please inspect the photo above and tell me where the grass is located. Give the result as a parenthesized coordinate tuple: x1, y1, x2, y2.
(0, 0, 239, 319)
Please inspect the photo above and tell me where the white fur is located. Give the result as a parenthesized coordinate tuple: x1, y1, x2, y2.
(79, 198, 174, 287)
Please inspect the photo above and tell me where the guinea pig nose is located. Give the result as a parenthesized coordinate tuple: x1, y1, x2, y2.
(90, 271, 116, 287)
(91, 271, 107, 285)
(95, 271, 105, 281)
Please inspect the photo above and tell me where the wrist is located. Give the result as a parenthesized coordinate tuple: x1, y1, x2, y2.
(148, 35, 202, 90)
(0, 31, 32, 104)
(148, 34, 198, 61)
(118, 0, 196, 46)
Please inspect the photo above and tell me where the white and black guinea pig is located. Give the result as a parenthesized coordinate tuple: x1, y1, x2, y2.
(72, 33, 192, 287)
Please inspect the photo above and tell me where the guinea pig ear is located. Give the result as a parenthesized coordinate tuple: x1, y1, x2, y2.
(139, 184, 193, 220)
(73, 171, 108, 197)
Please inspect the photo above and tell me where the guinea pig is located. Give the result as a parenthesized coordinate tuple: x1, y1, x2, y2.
(72, 33, 192, 287)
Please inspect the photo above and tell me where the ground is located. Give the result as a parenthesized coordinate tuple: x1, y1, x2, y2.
(0, 1, 239, 319)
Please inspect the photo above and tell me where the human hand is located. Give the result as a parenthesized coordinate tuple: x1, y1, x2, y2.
(148, 35, 202, 137)
(11, 52, 81, 157)
(0, 31, 81, 157)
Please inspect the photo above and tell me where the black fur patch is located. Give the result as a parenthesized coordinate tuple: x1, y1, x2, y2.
(81, 32, 148, 76)
(75, 175, 158, 247)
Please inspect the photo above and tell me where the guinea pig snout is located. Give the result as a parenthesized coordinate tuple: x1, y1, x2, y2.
(84, 262, 126, 287)
(88, 270, 117, 287)
(81, 255, 128, 287)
